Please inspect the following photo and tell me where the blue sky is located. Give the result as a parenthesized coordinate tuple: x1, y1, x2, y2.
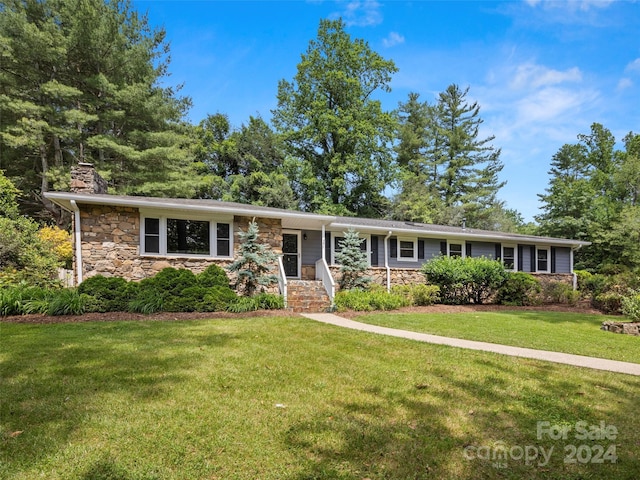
(134, 0, 640, 222)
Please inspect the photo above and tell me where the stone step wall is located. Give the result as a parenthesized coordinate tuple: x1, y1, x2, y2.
(287, 280, 331, 313)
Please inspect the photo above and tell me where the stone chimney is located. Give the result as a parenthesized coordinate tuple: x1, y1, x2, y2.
(70, 163, 108, 194)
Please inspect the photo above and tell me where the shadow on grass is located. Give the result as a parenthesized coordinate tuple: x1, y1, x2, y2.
(0, 321, 235, 477)
(284, 351, 640, 480)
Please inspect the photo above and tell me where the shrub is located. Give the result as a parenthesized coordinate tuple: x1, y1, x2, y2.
(496, 272, 542, 306)
(621, 290, 640, 321)
(128, 291, 165, 314)
(391, 284, 440, 306)
(421, 256, 507, 305)
(198, 264, 231, 288)
(592, 292, 624, 314)
(573, 270, 593, 292)
(545, 281, 580, 306)
(334, 289, 411, 312)
(38, 226, 73, 269)
(78, 275, 138, 312)
(199, 286, 238, 312)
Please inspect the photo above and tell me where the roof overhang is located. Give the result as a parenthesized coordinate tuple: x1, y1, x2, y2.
(44, 192, 590, 248)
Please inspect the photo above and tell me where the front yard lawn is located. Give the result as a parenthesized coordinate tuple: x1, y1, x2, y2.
(1, 316, 639, 479)
(353, 310, 640, 363)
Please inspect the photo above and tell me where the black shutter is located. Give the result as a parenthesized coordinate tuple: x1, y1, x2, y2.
(325, 232, 331, 263)
(371, 236, 379, 266)
(440, 241, 447, 256)
(551, 247, 556, 273)
(517, 245, 524, 271)
(495, 243, 501, 261)
(418, 240, 425, 260)
(390, 238, 397, 258)
(466, 242, 472, 258)
(530, 246, 536, 272)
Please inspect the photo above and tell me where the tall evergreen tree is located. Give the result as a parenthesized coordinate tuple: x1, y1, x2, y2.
(272, 18, 398, 217)
(0, 0, 205, 224)
(392, 86, 507, 230)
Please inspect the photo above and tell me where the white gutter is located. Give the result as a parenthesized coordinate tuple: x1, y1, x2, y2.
(70, 200, 83, 285)
(384, 230, 392, 293)
(44, 192, 336, 223)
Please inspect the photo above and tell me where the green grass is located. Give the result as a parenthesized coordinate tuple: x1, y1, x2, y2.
(1, 317, 639, 479)
(353, 311, 640, 363)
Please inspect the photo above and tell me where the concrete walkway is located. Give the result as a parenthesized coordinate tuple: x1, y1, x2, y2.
(301, 313, 640, 376)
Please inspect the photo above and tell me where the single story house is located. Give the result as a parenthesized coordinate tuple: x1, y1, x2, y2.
(44, 164, 590, 310)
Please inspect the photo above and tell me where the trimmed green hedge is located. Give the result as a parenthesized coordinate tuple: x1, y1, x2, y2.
(1, 265, 284, 316)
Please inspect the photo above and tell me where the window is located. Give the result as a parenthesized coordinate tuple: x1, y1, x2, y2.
(448, 242, 463, 258)
(537, 247, 550, 272)
(331, 232, 369, 265)
(141, 213, 232, 257)
(167, 219, 209, 255)
(144, 218, 160, 254)
(398, 237, 417, 262)
(502, 245, 516, 270)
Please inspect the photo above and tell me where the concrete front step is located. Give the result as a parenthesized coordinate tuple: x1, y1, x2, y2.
(287, 280, 332, 313)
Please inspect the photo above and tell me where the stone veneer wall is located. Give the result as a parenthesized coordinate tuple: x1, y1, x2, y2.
(328, 266, 425, 290)
(76, 205, 282, 287)
(327, 266, 575, 291)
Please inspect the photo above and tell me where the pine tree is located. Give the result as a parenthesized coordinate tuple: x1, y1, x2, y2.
(227, 220, 278, 296)
(335, 229, 371, 290)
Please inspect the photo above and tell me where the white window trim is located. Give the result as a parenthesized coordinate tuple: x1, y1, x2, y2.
(330, 232, 371, 266)
(447, 240, 465, 258)
(397, 237, 418, 262)
(536, 246, 551, 273)
(502, 244, 517, 271)
(140, 210, 233, 259)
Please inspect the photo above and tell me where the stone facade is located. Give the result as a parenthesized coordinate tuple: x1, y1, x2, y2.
(76, 205, 282, 285)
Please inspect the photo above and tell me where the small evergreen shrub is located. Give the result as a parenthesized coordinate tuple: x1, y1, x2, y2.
(199, 286, 238, 312)
(198, 264, 231, 288)
(78, 275, 138, 312)
(621, 290, 640, 321)
(421, 256, 507, 305)
(496, 272, 541, 306)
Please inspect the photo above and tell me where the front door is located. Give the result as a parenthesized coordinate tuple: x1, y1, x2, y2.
(282, 231, 301, 278)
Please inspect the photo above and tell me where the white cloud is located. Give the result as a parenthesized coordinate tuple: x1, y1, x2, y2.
(526, 0, 615, 12)
(509, 63, 582, 89)
(625, 58, 640, 73)
(382, 31, 404, 48)
(332, 0, 383, 27)
(617, 77, 633, 90)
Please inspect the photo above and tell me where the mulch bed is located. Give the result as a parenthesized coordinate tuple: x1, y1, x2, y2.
(1, 303, 607, 324)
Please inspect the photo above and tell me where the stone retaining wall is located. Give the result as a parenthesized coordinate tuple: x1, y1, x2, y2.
(601, 321, 640, 336)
